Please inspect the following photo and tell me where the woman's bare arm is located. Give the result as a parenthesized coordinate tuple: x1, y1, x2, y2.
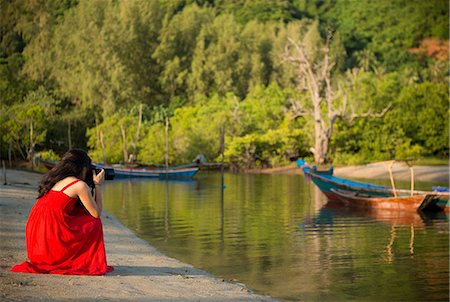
(76, 182, 101, 218)
(92, 169, 105, 215)
(94, 183, 103, 214)
(73, 169, 105, 218)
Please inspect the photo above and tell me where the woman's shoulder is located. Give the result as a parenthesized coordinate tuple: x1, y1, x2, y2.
(52, 177, 85, 191)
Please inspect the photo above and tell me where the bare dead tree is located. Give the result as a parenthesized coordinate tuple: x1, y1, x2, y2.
(283, 30, 391, 164)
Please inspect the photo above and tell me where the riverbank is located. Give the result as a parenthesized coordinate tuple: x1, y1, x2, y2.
(0, 169, 274, 301)
(251, 162, 449, 184)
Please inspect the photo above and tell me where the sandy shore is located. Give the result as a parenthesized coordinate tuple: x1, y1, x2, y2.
(253, 162, 449, 184)
(334, 162, 449, 184)
(0, 169, 274, 302)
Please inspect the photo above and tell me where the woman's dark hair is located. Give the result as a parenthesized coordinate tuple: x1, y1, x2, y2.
(38, 149, 94, 198)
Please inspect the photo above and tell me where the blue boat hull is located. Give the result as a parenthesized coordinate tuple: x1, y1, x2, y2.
(303, 166, 392, 201)
(112, 166, 199, 179)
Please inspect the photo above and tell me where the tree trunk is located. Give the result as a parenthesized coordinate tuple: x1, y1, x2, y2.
(100, 131, 106, 164)
(132, 104, 143, 159)
(8, 140, 12, 167)
(284, 32, 335, 165)
(68, 120, 72, 150)
(119, 124, 128, 164)
(313, 129, 326, 165)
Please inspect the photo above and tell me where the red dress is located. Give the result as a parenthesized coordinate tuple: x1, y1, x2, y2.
(11, 180, 113, 275)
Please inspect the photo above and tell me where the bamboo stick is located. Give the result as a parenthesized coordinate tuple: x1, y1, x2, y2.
(387, 161, 397, 197)
(409, 166, 414, 196)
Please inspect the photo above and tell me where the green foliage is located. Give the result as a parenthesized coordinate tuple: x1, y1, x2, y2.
(188, 13, 244, 97)
(39, 149, 61, 161)
(224, 84, 309, 168)
(47, 0, 164, 114)
(0, 53, 33, 107)
(331, 0, 449, 70)
(153, 4, 214, 99)
(225, 125, 306, 169)
(1, 0, 448, 168)
(1, 86, 58, 159)
(394, 82, 449, 157)
(332, 80, 449, 164)
(214, 0, 298, 24)
(87, 109, 142, 163)
(169, 93, 233, 164)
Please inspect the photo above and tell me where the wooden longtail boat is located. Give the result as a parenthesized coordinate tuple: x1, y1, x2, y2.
(296, 160, 449, 212)
(331, 189, 442, 212)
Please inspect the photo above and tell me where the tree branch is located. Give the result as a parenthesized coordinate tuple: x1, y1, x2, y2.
(349, 103, 392, 123)
(287, 98, 313, 119)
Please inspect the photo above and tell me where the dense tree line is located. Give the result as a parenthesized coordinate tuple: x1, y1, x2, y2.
(1, 0, 448, 168)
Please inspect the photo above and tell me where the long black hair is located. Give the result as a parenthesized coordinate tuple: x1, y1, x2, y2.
(38, 149, 94, 198)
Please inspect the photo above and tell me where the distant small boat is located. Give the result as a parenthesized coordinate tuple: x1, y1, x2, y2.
(103, 163, 199, 179)
(296, 160, 449, 212)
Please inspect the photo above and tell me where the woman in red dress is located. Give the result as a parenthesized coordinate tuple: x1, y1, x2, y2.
(11, 149, 113, 275)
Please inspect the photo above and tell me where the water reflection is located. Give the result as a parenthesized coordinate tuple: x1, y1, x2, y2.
(103, 172, 449, 301)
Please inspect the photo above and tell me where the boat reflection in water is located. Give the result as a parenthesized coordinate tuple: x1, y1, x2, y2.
(318, 201, 442, 227)
(307, 196, 449, 264)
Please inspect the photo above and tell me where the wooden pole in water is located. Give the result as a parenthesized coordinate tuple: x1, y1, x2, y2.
(220, 124, 225, 243)
(220, 124, 225, 175)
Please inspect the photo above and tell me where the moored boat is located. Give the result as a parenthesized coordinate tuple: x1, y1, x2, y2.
(104, 163, 199, 179)
(331, 189, 443, 212)
(296, 159, 449, 212)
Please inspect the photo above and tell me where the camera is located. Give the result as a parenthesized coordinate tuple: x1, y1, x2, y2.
(91, 165, 102, 174)
(91, 165, 115, 180)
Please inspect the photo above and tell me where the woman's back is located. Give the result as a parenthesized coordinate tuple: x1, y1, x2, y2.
(35, 177, 80, 212)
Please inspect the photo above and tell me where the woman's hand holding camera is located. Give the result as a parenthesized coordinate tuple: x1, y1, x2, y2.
(93, 169, 105, 186)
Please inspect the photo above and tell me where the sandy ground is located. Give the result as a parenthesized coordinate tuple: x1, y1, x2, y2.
(334, 162, 449, 184)
(0, 169, 274, 302)
(254, 162, 449, 184)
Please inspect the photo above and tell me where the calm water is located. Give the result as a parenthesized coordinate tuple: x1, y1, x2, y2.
(103, 172, 449, 301)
